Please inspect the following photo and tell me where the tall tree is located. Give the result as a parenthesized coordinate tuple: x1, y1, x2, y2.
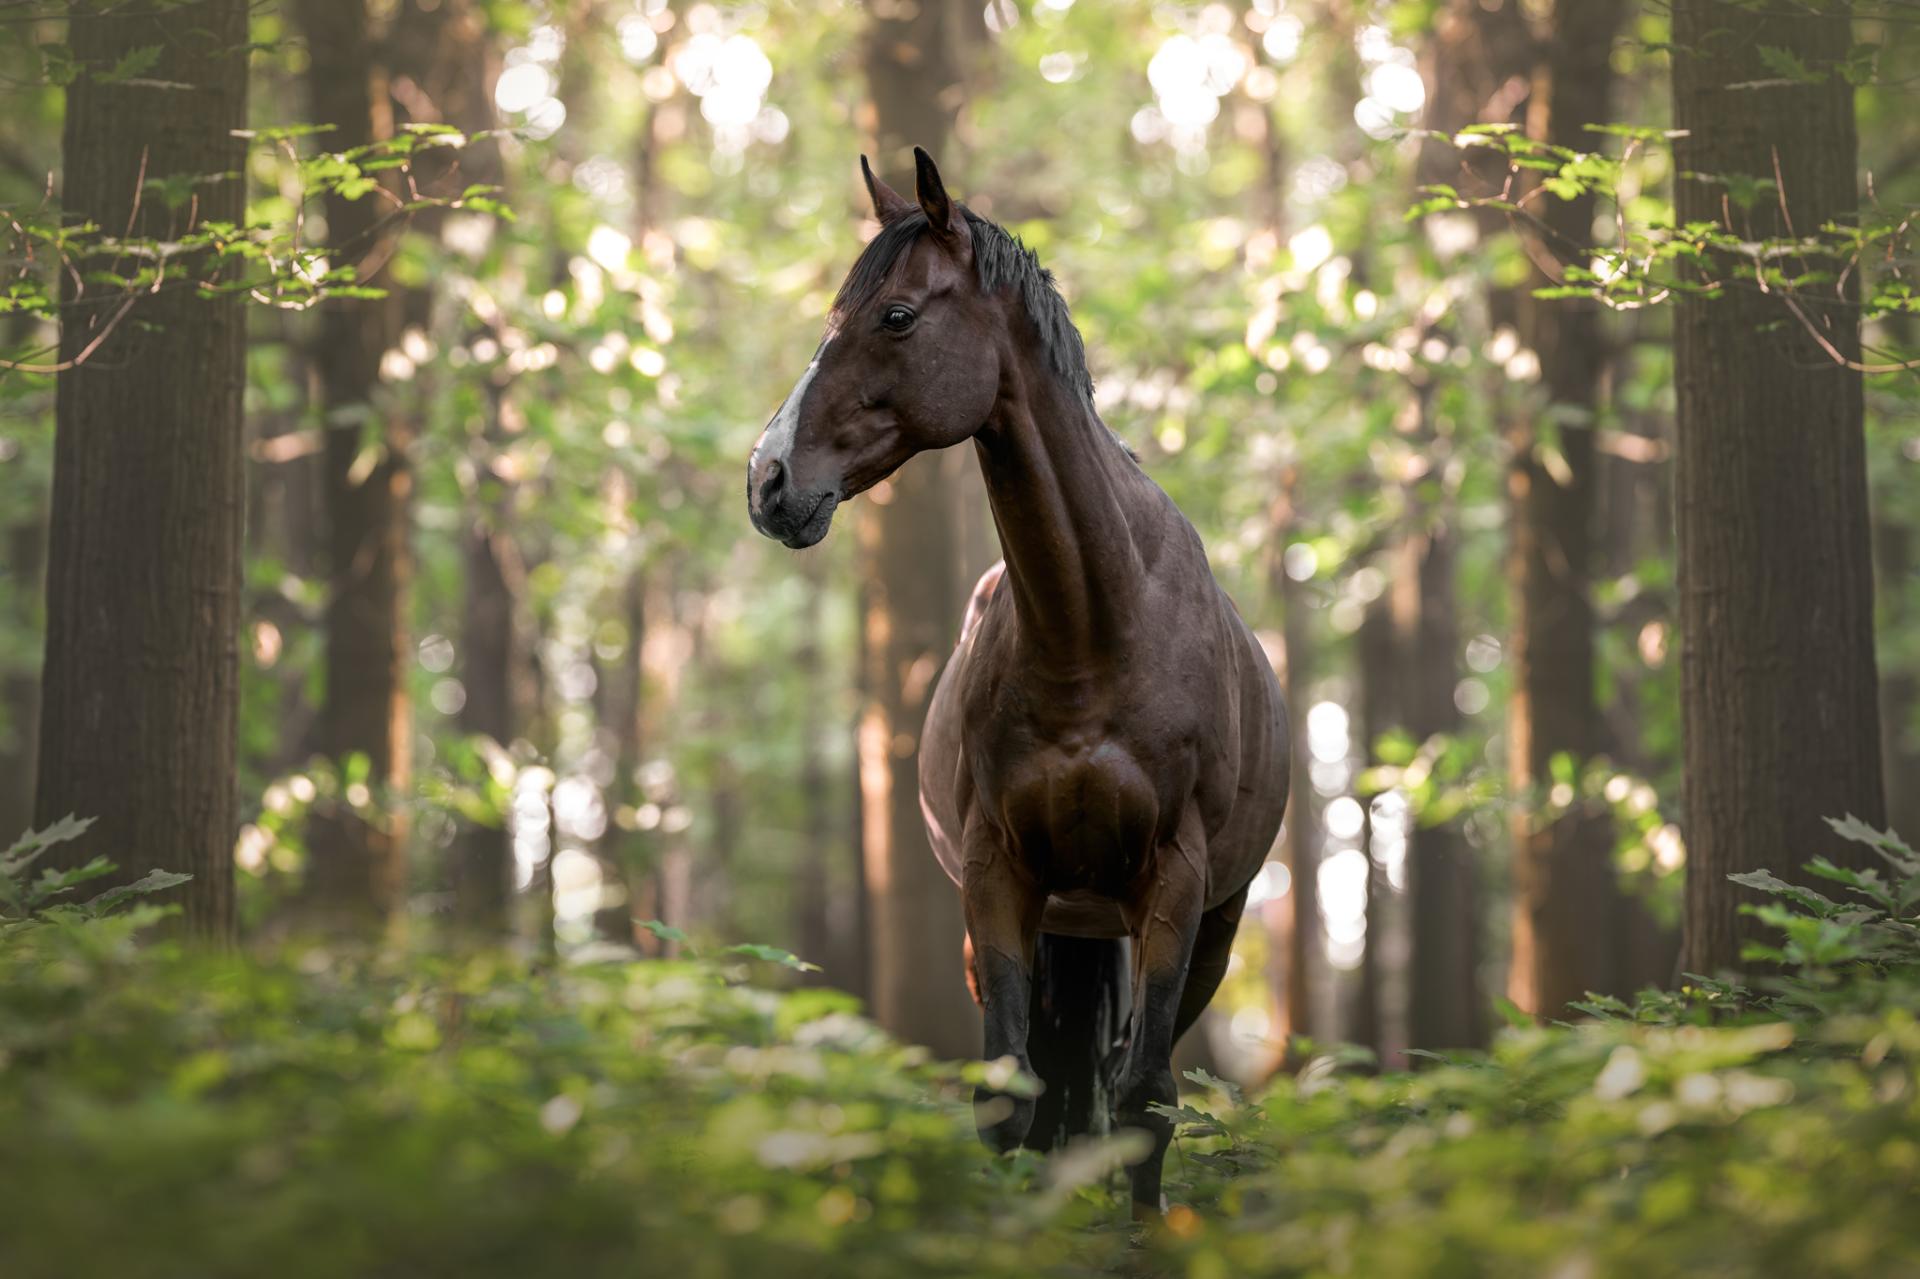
(36, 0, 250, 938)
(0, 313, 44, 844)
(380, 0, 517, 934)
(1273, 469, 1321, 1053)
(1879, 491, 1920, 846)
(1874, 319, 1920, 846)
(1393, 0, 1535, 1051)
(1671, 0, 1886, 974)
(296, 0, 413, 927)
(856, 0, 981, 1058)
(1504, 0, 1635, 1018)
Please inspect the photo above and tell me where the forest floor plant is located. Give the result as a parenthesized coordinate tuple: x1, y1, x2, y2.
(1, 816, 1916, 1277)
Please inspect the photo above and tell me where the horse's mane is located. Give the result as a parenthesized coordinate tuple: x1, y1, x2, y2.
(833, 206, 1098, 411)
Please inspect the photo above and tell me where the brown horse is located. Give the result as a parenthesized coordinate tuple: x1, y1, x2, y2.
(746, 150, 1289, 1218)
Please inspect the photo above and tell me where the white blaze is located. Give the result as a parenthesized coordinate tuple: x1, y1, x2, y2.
(753, 336, 831, 472)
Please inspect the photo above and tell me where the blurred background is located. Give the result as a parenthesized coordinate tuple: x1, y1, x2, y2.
(1, 0, 1915, 1085)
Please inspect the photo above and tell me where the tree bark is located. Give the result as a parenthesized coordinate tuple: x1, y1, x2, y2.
(1874, 317, 1919, 847)
(1505, 0, 1633, 1019)
(1355, 597, 1398, 1059)
(1879, 505, 1920, 846)
(0, 514, 45, 845)
(296, 0, 413, 928)
(453, 502, 520, 932)
(793, 561, 842, 978)
(1671, 0, 1885, 975)
(1275, 535, 1320, 1053)
(1395, 525, 1484, 1051)
(0, 311, 46, 847)
(380, 0, 517, 936)
(37, 0, 250, 939)
(1390, 0, 1534, 1051)
(592, 571, 646, 946)
(858, 0, 980, 1058)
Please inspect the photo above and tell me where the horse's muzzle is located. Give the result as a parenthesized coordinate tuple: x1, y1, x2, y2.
(747, 454, 838, 548)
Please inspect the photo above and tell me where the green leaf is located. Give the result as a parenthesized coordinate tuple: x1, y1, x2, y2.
(26, 856, 116, 909)
(1492, 995, 1533, 1030)
(1146, 1101, 1224, 1138)
(1183, 1067, 1244, 1105)
(1756, 44, 1824, 85)
(3, 813, 97, 876)
(96, 44, 162, 85)
(38, 42, 78, 86)
(1826, 813, 1919, 866)
(1728, 868, 1841, 915)
(722, 943, 822, 973)
(87, 869, 192, 913)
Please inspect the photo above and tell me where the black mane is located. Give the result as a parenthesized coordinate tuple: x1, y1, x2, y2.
(833, 207, 1097, 408)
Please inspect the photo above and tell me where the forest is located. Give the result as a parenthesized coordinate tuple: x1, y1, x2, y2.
(1, 0, 1917, 1273)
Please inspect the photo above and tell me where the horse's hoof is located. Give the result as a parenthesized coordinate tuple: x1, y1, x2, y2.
(973, 1086, 1035, 1152)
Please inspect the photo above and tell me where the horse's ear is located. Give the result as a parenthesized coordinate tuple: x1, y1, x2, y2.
(861, 155, 914, 224)
(914, 146, 968, 250)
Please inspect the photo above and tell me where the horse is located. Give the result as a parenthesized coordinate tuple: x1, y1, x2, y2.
(745, 148, 1290, 1219)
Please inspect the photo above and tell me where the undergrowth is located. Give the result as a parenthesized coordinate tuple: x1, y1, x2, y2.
(1, 817, 1916, 1278)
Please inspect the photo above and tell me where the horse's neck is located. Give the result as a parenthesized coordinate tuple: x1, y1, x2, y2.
(974, 366, 1153, 670)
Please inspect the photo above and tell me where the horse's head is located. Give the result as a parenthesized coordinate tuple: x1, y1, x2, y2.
(747, 149, 1000, 548)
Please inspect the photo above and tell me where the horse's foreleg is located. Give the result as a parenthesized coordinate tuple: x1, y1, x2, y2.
(961, 818, 1043, 1153)
(1117, 811, 1209, 1220)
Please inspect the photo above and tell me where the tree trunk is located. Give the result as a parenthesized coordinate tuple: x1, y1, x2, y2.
(793, 562, 842, 978)
(593, 571, 646, 946)
(0, 309, 46, 847)
(638, 566, 694, 955)
(1275, 545, 1320, 1054)
(0, 514, 45, 845)
(1671, 0, 1885, 975)
(1880, 512, 1920, 845)
(1504, 0, 1632, 1019)
(1355, 597, 1399, 1061)
(1256, 93, 1319, 1062)
(1874, 316, 1919, 847)
(296, 0, 413, 928)
(453, 505, 520, 932)
(1391, 0, 1534, 1051)
(857, 0, 980, 1059)
(36, 0, 249, 939)
(1396, 526, 1484, 1051)
(380, 0, 517, 937)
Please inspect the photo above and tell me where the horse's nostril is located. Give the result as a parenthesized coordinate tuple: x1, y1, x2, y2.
(759, 457, 786, 505)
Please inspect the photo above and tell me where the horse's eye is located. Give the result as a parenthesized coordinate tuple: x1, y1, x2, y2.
(881, 304, 916, 332)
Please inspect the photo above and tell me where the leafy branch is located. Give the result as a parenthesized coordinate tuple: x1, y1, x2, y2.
(1409, 123, 1920, 375)
(0, 122, 514, 376)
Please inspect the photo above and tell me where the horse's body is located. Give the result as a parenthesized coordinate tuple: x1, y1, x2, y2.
(747, 150, 1289, 1217)
(922, 551, 1286, 946)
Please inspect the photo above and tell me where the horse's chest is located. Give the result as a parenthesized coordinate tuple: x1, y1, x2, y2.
(977, 726, 1175, 896)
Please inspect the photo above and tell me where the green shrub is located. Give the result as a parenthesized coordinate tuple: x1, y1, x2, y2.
(1151, 818, 1920, 1278)
(2, 817, 1917, 1278)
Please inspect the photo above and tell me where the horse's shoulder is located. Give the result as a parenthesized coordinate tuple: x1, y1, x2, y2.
(960, 559, 1007, 647)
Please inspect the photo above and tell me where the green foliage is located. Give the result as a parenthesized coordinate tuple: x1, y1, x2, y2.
(0, 847, 1122, 1278)
(6, 820, 1920, 1274)
(1412, 124, 1920, 342)
(0, 124, 507, 350)
(0, 815, 187, 927)
(2, 3, 1919, 1267)
(1148, 819, 1920, 1277)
